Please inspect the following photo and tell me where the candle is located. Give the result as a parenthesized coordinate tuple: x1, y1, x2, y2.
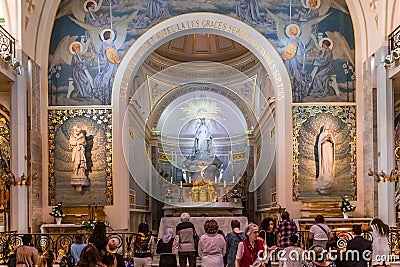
(223, 181, 226, 187)
(189, 176, 192, 184)
(180, 181, 183, 188)
(214, 176, 217, 184)
(232, 176, 235, 183)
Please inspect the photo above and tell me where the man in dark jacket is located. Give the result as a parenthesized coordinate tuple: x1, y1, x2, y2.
(346, 224, 372, 267)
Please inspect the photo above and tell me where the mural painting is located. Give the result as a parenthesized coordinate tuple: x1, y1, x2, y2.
(48, 109, 113, 205)
(292, 106, 356, 201)
(49, 0, 354, 106)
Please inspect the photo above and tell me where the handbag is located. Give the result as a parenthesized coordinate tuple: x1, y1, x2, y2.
(172, 235, 179, 254)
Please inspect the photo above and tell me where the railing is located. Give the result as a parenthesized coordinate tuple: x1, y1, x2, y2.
(0, 232, 143, 265)
(0, 25, 15, 60)
(1, 228, 400, 264)
(389, 25, 400, 55)
(270, 229, 400, 262)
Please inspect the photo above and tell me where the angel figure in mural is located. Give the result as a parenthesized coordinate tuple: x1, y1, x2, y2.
(306, 30, 354, 99)
(56, 0, 104, 23)
(236, 0, 262, 25)
(49, 36, 95, 100)
(69, 10, 138, 104)
(69, 126, 89, 191)
(308, 38, 335, 98)
(296, 1, 319, 49)
(70, 41, 97, 99)
(316, 125, 334, 194)
(93, 29, 120, 105)
(266, 8, 329, 102)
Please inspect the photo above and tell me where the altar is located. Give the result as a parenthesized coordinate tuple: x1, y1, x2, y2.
(40, 223, 83, 234)
(162, 181, 243, 216)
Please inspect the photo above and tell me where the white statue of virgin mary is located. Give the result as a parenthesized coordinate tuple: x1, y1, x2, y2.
(315, 125, 334, 194)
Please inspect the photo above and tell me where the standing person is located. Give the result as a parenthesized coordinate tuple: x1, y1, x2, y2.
(156, 228, 177, 267)
(278, 235, 304, 267)
(308, 215, 333, 249)
(88, 222, 108, 258)
(15, 234, 39, 267)
(107, 238, 125, 267)
(363, 219, 391, 267)
(70, 230, 87, 265)
(346, 225, 372, 267)
(176, 213, 197, 267)
(131, 223, 155, 267)
(198, 219, 226, 267)
(278, 211, 298, 248)
(235, 223, 264, 267)
(259, 217, 277, 267)
(226, 220, 245, 267)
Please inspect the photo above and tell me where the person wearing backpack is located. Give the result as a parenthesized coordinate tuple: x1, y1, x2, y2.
(225, 220, 245, 267)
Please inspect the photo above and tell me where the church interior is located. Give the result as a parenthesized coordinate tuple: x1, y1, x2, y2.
(1, 0, 400, 264)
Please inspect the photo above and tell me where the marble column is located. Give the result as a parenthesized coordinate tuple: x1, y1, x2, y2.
(10, 50, 28, 232)
(377, 62, 396, 226)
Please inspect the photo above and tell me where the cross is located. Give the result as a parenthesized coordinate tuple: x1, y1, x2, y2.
(196, 161, 209, 183)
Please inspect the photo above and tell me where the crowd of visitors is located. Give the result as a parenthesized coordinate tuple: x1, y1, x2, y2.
(8, 212, 392, 267)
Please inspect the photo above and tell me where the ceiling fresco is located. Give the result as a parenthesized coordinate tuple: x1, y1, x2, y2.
(48, 0, 355, 106)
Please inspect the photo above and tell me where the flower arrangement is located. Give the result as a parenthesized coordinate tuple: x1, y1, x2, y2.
(49, 202, 65, 218)
(230, 188, 242, 198)
(81, 219, 97, 230)
(340, 196, 356, 213)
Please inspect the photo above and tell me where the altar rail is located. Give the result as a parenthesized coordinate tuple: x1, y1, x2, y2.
(0, 229, 399, 264)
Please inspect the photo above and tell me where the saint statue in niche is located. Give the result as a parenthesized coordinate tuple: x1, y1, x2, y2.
(315, 125, 334, 194)
(69, 126, 90, 191)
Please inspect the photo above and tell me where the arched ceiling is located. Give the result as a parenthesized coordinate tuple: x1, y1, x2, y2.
(154, 34, 250, 62)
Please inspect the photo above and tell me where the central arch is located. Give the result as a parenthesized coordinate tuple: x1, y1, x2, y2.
(111, 12, 293, 227)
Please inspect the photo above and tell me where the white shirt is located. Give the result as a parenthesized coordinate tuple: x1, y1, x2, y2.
(309, 223, 330, 241)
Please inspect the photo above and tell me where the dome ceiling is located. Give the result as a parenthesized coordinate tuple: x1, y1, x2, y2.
(154, 34, 250, 62)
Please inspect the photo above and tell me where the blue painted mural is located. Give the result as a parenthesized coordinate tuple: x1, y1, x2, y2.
(49, 0, 354, 105)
